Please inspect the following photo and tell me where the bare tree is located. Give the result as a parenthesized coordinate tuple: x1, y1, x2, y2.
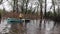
(0, 0, 3, 4)
(44, 0, 47, 18)
(21, 0, 25, 13)
(52, 0, 56, 16)
(13, 0, 18, 12)
(13, 0, 16, 12)
(52, 0, 57, 30)
(0, 0, 3, 21)
(16, 0, 18, 13)
(58, 5, 59, 16)
(25, 0, 29, 14)
(38, 0, 43, 28)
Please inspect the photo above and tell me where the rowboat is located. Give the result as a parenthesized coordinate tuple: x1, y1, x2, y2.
(7, 18, 24, 24)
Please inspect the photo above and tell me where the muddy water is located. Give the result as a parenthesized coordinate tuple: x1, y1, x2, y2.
(0, 19, 60, 34)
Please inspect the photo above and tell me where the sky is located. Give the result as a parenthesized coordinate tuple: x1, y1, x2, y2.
(0, 0, 12, 11)
(0, 0, 59, 12)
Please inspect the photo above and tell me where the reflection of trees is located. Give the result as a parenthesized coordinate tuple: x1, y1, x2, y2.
(38, 0, 43, 28)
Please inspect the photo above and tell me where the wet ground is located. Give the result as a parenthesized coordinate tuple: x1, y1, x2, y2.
(0, 19, 60, 34)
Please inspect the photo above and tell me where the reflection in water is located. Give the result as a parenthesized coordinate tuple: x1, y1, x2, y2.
(0, 19, 11, 34)
(0, 19, 60, 34)
(45, 20, 54, 30)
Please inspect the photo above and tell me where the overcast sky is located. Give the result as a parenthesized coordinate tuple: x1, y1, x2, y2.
(0, 0, 59, 12)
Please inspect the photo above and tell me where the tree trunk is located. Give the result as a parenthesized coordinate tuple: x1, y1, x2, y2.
(39, 0, 43, 28)
(44, 0, 47, 18)
(0, 14, 1, 23)
(58, 5, 59, 16)
(13, 0, 16, 12)
(16, 0, 18, 13)
(44, 0, 47, 29)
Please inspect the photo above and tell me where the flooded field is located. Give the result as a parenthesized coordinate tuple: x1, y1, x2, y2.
(0, 19, 60, 34)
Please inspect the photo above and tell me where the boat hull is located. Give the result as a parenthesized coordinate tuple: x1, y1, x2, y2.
(7, 18, 24, 24)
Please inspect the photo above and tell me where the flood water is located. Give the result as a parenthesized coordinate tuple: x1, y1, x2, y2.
(0, 18, 60, 34)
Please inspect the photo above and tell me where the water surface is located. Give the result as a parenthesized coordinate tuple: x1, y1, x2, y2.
(0, 19, 60, 34)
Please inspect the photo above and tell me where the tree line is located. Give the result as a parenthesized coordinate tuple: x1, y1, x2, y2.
(0, 0, 60, 22)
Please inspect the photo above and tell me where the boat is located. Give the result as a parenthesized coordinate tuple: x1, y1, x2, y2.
(7, 18, 24, 24)
(25, 19, 30, 23)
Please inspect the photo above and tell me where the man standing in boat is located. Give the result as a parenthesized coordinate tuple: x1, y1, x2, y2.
(19, 13, 24, 34)
(19, 13, 23, 19)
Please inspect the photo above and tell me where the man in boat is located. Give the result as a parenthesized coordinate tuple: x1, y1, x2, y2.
(19, 13, 24, 33)
(19, 13, 23, 19)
